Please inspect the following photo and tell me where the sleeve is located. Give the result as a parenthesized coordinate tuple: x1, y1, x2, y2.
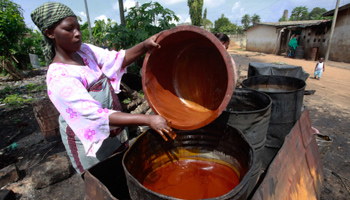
(46, 64, 117, 157)
(85, 44, 127, 94)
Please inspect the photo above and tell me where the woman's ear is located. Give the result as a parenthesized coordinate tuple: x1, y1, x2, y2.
(45, 29, 54, 39)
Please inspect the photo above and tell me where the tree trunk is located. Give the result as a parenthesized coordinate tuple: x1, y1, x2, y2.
(4, 59, 22, 81)
(33, 99, 61, 142)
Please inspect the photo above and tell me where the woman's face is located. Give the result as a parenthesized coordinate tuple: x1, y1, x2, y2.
(47, 16, 82, 53)
(222, 41, 229, 50)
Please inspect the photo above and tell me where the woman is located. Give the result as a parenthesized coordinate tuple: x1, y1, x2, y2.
(214, 32, 230, 50)
(214, 33, 238, 84)
(31, 2, 175, 174)
(288, 34, 298, 58)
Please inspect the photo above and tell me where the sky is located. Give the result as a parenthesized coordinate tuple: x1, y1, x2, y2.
(12, 0, 350, 30)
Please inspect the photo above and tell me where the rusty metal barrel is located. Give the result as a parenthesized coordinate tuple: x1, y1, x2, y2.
(142, 25, 235, 130)
(242, 75, 306, 148)
(123, 122, 254, 200)
(215, 88, 271, 194)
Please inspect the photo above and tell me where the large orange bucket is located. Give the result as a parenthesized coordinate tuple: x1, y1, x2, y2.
(142, 25, 235, 130)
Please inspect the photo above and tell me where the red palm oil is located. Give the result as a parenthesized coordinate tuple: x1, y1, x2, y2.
(143, 159, 240, 199)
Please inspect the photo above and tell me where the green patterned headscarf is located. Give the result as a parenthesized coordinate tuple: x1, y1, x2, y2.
(31, 2, 76, 64)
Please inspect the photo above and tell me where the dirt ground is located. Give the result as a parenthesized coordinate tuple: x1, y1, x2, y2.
(0, 49, 349, 199)
(229, 49, 350, 200)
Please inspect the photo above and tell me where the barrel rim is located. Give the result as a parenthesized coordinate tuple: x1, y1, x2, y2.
(122, 125, 255, 200)
(224, 88, 272, 115)
(242, 75, 306, 94)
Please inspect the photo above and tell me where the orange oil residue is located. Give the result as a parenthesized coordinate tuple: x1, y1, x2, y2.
(142, 159, 240, 199)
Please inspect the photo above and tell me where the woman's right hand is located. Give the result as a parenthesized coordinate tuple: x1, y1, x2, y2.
(149, 115, 176, 141)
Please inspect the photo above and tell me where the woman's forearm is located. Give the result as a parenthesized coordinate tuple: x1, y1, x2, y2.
(109, 112, 150, 126)
(122, 42, 147, 69)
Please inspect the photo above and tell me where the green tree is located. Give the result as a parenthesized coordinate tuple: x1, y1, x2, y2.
(92, 19, 116, 47)
(309, 7, 328, 20)
(213, 14, 235, 33)
(80, 21, 91, 43)
(290, 6, 308, 21)
(241, 14, 251, 29)
(202, 8, 213, 30)
(251, 14, 261, 25)
(188, 0, 203, 26)
(106, 2, 178, 73)
(0, 0, 27, 80)
(279, 15, 288, 22)
(13, 29, 45, 69)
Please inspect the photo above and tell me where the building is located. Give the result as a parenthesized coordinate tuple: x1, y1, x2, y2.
(323, 3, 350, 63)
(245, 20, 331, 61)
(245, 3, 350, 63)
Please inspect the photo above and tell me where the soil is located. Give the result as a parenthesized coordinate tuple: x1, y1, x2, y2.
(0, 49, 349, 199)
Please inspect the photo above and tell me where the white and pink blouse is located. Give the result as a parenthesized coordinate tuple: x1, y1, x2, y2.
(46, 44, 126, 157)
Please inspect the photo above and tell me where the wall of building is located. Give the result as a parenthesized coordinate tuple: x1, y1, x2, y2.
(246, 25, 278, 53)
(228, 34, 246, 49)
(297, 24, 330, 61)
(329, 8, 350, 63)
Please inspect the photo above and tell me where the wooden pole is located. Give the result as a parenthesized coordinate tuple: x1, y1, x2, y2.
(119, 0, 126, 26)
(325, 0, 340, 62)
(84, 0, 94, 45)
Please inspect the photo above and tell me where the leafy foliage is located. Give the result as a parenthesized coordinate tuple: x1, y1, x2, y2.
(241, 14, 251, 29)
(187, 0, 203, 26)
(290, 6, 309, 21)
(93, 19, 116, 47)
(0, 0, 45, 79)
(0, 0, 26, 56)
(202, 8, 213, 30)
(214, 14, 233, 33)
(309, 7, 329, 20)
(1, 94, 34, 108)
(108, 2, 178, 50)
(251, 14, 261, 25)
(106, 2, 178, 73)
(279, 15, 288, 22)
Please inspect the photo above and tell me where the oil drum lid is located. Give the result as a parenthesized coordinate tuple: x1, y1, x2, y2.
(142, 25, 235, 130)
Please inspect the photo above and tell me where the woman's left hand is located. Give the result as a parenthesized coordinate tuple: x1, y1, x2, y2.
(143, 34, 161, 51)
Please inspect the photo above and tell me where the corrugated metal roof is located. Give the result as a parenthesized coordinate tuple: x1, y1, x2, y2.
(255, 20, 330, 27)
(244, 20, 331, 31)
(323, 3, 350, 16)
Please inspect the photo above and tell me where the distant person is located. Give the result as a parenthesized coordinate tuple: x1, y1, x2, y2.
(314, 57, 325, 80)
(214, 33, 230, 50)
(288, 34, 298, 58)
(214, 33, 238, 84)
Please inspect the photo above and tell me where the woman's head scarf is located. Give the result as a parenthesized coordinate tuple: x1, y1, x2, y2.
(31, 2, 76, 64)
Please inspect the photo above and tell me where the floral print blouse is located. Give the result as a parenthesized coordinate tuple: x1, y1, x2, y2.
(46, 43, 126, 157)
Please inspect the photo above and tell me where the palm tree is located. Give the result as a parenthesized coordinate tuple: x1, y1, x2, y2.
(241, 14, 251, 29)
(251, 14, 261, 25)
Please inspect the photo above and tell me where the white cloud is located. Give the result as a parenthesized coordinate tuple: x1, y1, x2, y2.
(157, 0, 186, 6)
(95, 15, 108, 22)
(124, 0, 137, 10)
(79, 11, 87, 18)
(232, 2, 240, 11)
(185, 17, 191, 23)
(204, 0, 225, 8)
(112, 0, 136, 11)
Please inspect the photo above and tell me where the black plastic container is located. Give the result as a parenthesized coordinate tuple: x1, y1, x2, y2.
(215, 88, 271, 194)
(122, 123, 255, 200)
(242, 75, 306, 148)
